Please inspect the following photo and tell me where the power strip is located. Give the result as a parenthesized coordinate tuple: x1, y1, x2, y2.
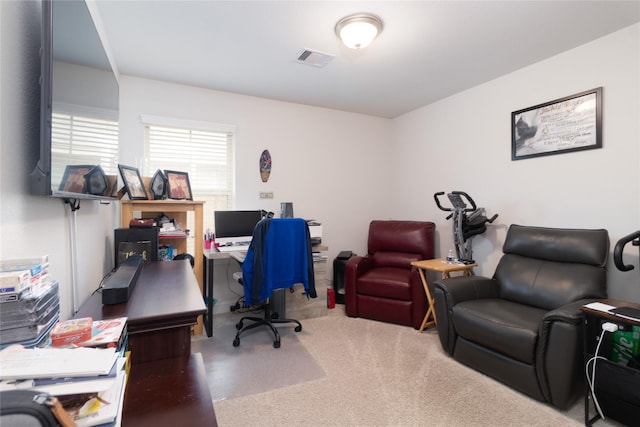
(230, 302, 246, 312)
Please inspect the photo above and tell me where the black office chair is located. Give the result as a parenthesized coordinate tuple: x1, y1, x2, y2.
(232, 218, 317, 348)
(173, 252, 194, 268)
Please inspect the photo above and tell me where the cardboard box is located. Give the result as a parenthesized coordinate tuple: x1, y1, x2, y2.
(50, 317, 92, 347)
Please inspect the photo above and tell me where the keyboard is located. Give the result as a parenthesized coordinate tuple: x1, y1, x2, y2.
(230, 251, 246, 263)
(216, 243, 249, 253)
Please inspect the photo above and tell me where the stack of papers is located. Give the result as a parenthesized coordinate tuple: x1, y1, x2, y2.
(0, 346, 128, 427)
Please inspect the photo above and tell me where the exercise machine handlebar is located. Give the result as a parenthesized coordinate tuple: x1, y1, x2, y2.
(434, 191, 477, 215)
(614, 230, 640, 272)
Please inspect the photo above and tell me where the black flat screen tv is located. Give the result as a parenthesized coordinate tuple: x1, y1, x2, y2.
(30, 0, 119, 197)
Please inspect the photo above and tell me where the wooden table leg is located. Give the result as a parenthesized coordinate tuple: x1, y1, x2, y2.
(418, 270, 452, 332)
(418, 268, 436, 332)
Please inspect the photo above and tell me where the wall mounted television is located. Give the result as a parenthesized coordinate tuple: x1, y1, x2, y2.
(30, 0, 120, 199)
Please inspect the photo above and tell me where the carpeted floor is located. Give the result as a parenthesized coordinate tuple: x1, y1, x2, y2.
(195, 306, 619, 427)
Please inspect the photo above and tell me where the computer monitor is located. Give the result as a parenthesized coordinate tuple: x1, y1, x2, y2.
(214, 210, 263, 245)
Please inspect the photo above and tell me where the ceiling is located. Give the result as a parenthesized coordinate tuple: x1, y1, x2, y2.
(93, 1, 640, 118)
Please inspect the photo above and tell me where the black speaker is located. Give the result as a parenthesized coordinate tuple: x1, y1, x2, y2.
(114, 227, 158, 267)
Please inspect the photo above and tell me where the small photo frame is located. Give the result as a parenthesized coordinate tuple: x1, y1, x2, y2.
(165, 170, 193, 200)
(118, 164, 148, 200)
(150, 169, 167, 200)
(84, 165, 108, 196)
(58, 165, 93, 193)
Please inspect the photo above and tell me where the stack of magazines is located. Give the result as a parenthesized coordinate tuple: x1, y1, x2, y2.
(0, 345, 129, 427)
(0, 255, 59, 348)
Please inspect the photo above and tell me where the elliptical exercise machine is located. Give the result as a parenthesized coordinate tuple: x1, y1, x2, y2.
(434, 191, 498, 264)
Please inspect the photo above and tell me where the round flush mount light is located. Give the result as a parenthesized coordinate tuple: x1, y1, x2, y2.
(335, 13, 384, 49)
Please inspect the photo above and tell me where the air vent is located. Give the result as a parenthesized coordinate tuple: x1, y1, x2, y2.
(295, 49, 335, 68)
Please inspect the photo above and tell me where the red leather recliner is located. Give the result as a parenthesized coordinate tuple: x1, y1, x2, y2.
(345, 220, 436, 329)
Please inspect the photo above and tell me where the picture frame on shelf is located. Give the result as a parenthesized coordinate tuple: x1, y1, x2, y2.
(165, 170, 193, 200)
(150, 169, 168, 200)
(511, 87, 602, 160)
(84, 165, 108, 196)
(58, 165, 93, 193)
(118, 164, 148, 200)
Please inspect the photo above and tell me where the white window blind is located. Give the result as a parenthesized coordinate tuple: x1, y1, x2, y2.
(143, 117, 235, 244)
(51, 112, 119, 186)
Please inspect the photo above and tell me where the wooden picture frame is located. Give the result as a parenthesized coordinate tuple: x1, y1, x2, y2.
(165, 170, 193, 200)
(58, 165, 93, 193)
(118, 164, 148, 200)
(511, 87, 602, 160)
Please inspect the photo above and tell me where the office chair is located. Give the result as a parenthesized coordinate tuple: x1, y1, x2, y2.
(232, 218, 316, 348)
(173, 252, 194, 268)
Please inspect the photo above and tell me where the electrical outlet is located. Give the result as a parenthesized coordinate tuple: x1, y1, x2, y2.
(260, 192, 273, 199)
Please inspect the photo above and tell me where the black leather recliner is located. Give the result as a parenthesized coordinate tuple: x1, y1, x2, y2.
(433, 224, 609, 409)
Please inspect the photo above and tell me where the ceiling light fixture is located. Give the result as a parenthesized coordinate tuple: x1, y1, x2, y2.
(335, 13, 383, 49)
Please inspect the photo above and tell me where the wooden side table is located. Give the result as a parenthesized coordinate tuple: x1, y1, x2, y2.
(411, 258, 477, 332)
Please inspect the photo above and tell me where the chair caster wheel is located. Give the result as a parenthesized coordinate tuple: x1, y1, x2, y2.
(294, 325, 302, 332)
(236, 322, 243, 330)
(273, 341, 280, 349)
(233, 337, 240, 347)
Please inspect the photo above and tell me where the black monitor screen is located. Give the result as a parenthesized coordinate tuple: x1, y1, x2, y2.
(214, 210, 263, 241)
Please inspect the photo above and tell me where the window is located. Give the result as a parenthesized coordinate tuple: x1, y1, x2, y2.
(142, 116, 236, 249)
(51, 112, 119, 187)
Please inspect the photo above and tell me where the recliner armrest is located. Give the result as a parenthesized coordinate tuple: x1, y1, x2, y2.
(344, 255, 375, 316)
(433, 275, 499, 355)
(536, 298, 597, 408)
(433, 275, 499, 305)
(542, 299, 593, 325)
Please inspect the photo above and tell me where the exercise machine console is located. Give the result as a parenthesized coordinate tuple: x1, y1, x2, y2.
(434, 191, 498, 264)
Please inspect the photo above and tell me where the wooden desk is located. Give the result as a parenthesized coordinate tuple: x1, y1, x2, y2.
(411, 258, 477, 332)
(122, 354, 217, 427)
(75, 260, 206, 364)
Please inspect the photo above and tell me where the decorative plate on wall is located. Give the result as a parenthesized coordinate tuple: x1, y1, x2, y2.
(260, 149, 271, 182)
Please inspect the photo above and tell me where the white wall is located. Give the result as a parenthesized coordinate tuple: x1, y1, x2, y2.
(391, 24, 640, 302)
(117, 76, 392, 312)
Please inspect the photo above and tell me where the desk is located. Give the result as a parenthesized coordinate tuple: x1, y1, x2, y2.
(75, 260, 206, 364)
(411, 258, 477, 332)
(203, 248, 245, 337)
(203, 246, 329, 337)
(122, 354, 217, 427)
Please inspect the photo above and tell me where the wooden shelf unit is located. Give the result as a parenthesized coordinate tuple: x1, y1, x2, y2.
(121, 200, 204, 334)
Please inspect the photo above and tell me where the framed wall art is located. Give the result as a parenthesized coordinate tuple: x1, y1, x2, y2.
(165, 170, 193, 200)
(58, 165, 93, 193)
(511, 87, 602, 160)
(118, 164, 148, 200)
